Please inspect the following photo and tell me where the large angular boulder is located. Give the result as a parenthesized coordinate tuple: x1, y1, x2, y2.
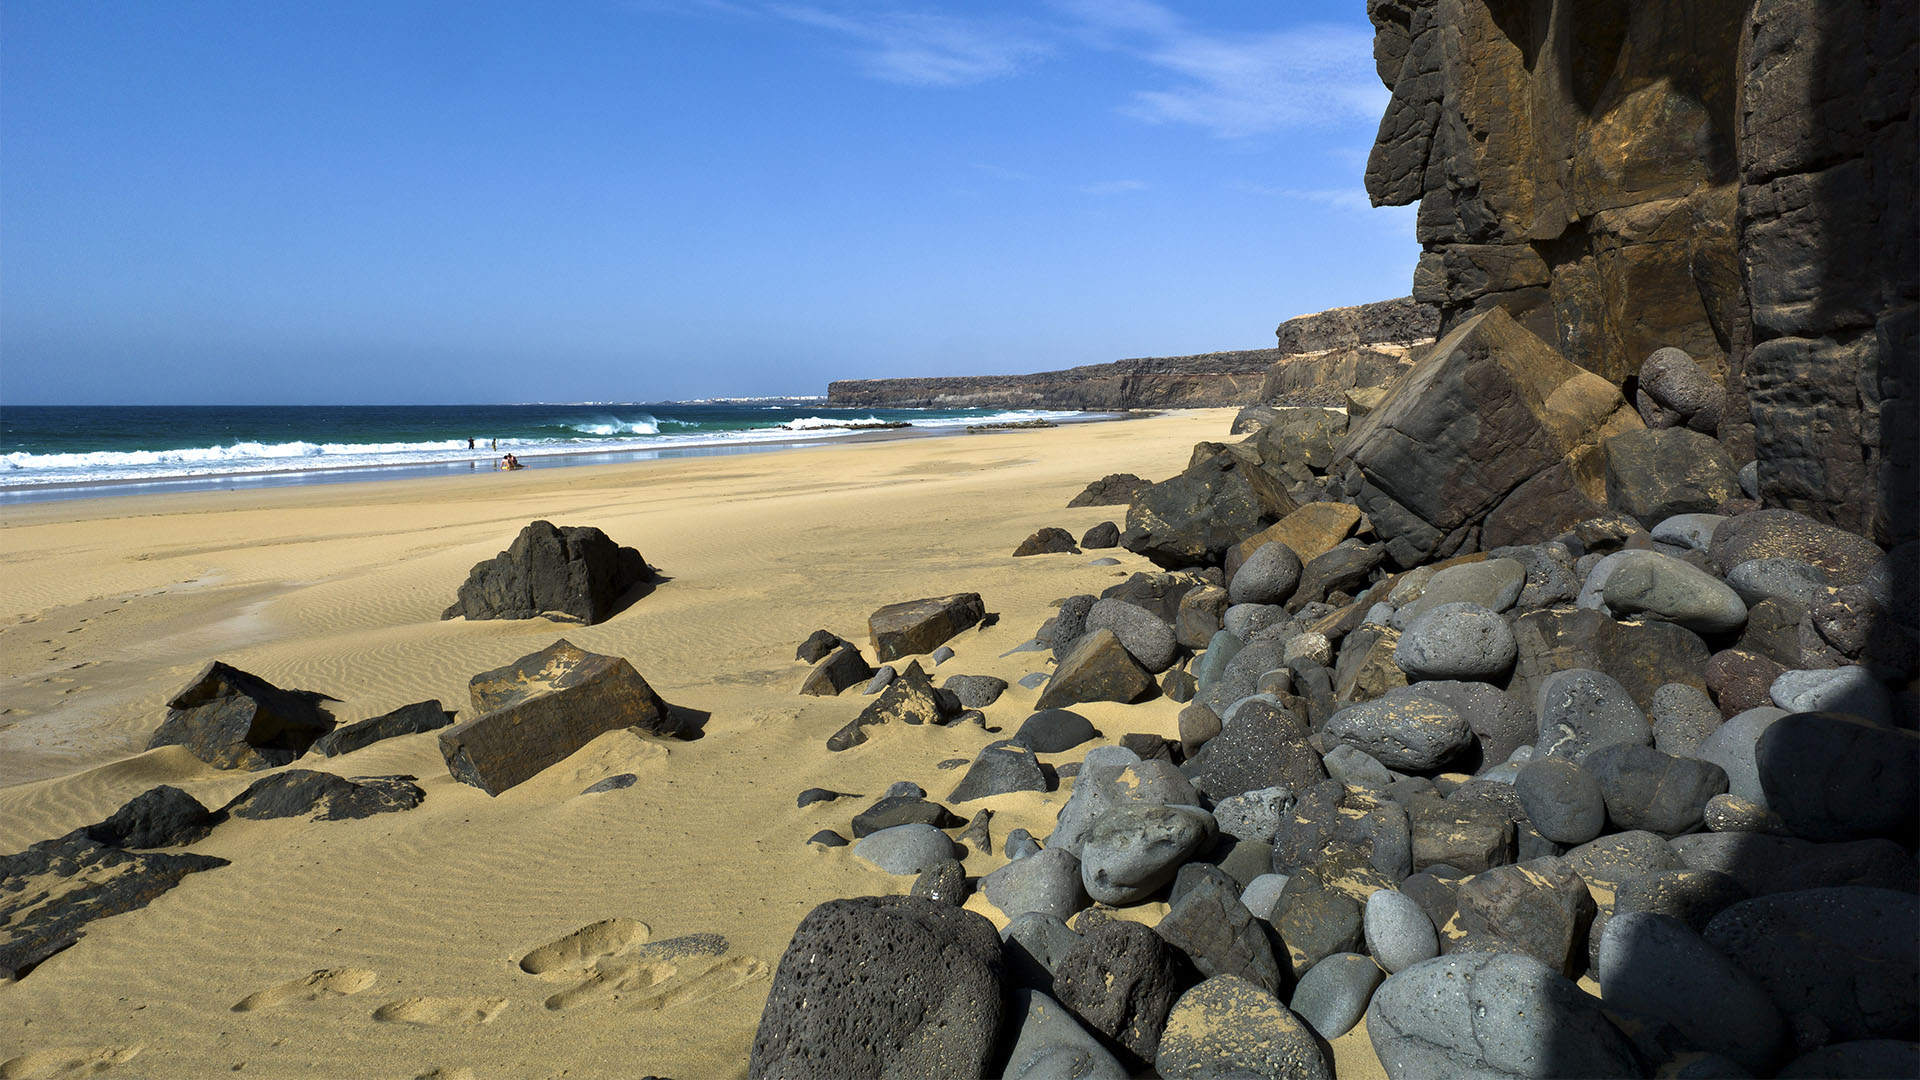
(442, 520, 652, 625)
(868, 594, 987, 662)
(440, 640, 680, 795)
(1331, 308, 1643, 567)
(147, 661, 336, 771)
(1035, 630, 1154, 711)
(748, 896, 1004, 1079)
(1120, 448, 1270, 568)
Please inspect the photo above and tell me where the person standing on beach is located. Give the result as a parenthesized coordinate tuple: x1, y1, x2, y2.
(468, 437, 476, 450)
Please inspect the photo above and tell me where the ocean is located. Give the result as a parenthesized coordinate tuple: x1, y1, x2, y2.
(0, 402, 1102, 503)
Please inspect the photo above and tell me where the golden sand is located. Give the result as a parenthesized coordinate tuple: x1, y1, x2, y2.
(0, 408, 1384, 1079)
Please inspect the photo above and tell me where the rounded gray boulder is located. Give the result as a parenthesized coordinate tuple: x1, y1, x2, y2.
(1229, 541, 1303, 606)
(1393, 602, 1516, 681)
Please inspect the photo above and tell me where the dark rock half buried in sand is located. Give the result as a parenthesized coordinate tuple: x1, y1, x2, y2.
(441, 639, 683, 795)
(867, 593, 987, 662)
(309, 700, 456, 758)
(2, 787, 233, 980)
(442, 519, 653, 625)
(147, 660, 338, 771)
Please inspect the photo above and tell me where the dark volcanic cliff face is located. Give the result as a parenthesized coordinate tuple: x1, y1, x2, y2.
(1365, 0, 1916, 544)
(827, 297, 1440, 411)
(825, 352, 1277, 411)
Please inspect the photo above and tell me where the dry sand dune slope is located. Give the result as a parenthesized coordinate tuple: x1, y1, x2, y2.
(0, 411, 1237, 1079)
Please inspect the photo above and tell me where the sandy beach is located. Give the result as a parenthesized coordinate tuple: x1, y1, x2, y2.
(0, 409, 1385, 1079)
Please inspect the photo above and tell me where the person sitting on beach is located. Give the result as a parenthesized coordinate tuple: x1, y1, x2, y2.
(501, 453, 522, 470)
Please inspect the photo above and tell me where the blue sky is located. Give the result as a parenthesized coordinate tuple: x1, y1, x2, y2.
(1, 1, 1416, 405)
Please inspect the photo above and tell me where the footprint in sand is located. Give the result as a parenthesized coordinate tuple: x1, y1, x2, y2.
(230, 967, 378, 1012)
(627, 955, 771, 1012)
(0, 1045, 142, 1078)
(529, 930, 764, 1012)
(411, 1070, 477, 1080)
(542, 961, 678, 1011)
(518, 918, 652, 976)
(372, 997, 508, 1026)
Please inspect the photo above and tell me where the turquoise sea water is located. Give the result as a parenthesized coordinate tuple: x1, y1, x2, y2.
(0, 402, 1099, 502)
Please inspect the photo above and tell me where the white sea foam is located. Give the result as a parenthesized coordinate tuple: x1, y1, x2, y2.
(0, 409, 1091, 490)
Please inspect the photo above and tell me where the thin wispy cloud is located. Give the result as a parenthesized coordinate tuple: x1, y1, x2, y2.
(769, 5, 1051, 86)
(1232, 184, 1377, 212)
(1058, 1, 1387, 138)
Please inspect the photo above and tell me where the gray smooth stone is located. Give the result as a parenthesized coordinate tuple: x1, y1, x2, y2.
(1598, 911, 1787, 1074)
(1194, 630, 1246, 690)
(851, 823, 956, 875)
(983, 847, 1087, 923)
(1367, 953, 1641, 1080)
(1002, 912, 1079, 992)
(1050, 750, 1197, 856)
(1002, 989, 1129, 1080)
(1695, 706, 1789, 806)
(1363, 889, 1438, 975)
(1584, 743, 1729, 836)
(1230, 541, 1304, 606)
(1600, 550, 1748, 634)
(1536, 668, 1652, 763)
(1224, 603, 1294, 644)
(1513, 757, 1607, 845)
(1649, 682, 1724, 758)
(1085, 597, 1178, 674)
(1289, 952, 1384, 1041)
(1323, 694, 1473, 772)
(862, 666, 897, 695)
(1240, 873, 1289, 920)
(1704, 887, 1920, 1043)
(1393, 602, 1517, 681)
(1727, 557, 1829, 608)
(1080, 803, 1215, 905)
(1397, 558, 1527, 623)
(1651, 513, 1728, 552)
(948, 742, 1047, 803)
(1323, 744, 1394, 788)
(1770, 666, 1894, 725)
(1212, 785, 1296, 844)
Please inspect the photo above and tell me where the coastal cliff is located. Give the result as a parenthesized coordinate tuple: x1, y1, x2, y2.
(827, 296, 1438, 411)
(1364, 0, 1915, 543)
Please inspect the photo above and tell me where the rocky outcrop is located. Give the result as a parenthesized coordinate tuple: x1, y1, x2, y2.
(441, 640, 682, 795)
(826, 298, 1440, 411)
(1261, 297, 1441, 406)
(147, 661, 336, 770)
(442, 520, 653, 625)
(827, 352, 1276, 410)
(1330, 307, 1643, 567)
(1365, 0, 1748, 389)
(1738, 1, 1917, 545)
(1363, 0, 1917, 545)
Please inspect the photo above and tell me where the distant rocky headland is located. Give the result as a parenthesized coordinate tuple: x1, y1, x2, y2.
(826, 297, 1440, 412)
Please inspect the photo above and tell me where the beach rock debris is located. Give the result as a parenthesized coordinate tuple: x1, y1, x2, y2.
(442, 519, 653, 625)
(146, 660, 337, 771)
(441, 639, 685, 795)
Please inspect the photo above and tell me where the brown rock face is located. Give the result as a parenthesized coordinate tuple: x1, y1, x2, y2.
(443, 640, 678, 795)
(1739, 0, 1917, 544)
(1331, 307, 1642, 567)
(1364, 0, 1917, 544)
(1366, 0, 1746, 386)
(867, 593, 987, 662)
